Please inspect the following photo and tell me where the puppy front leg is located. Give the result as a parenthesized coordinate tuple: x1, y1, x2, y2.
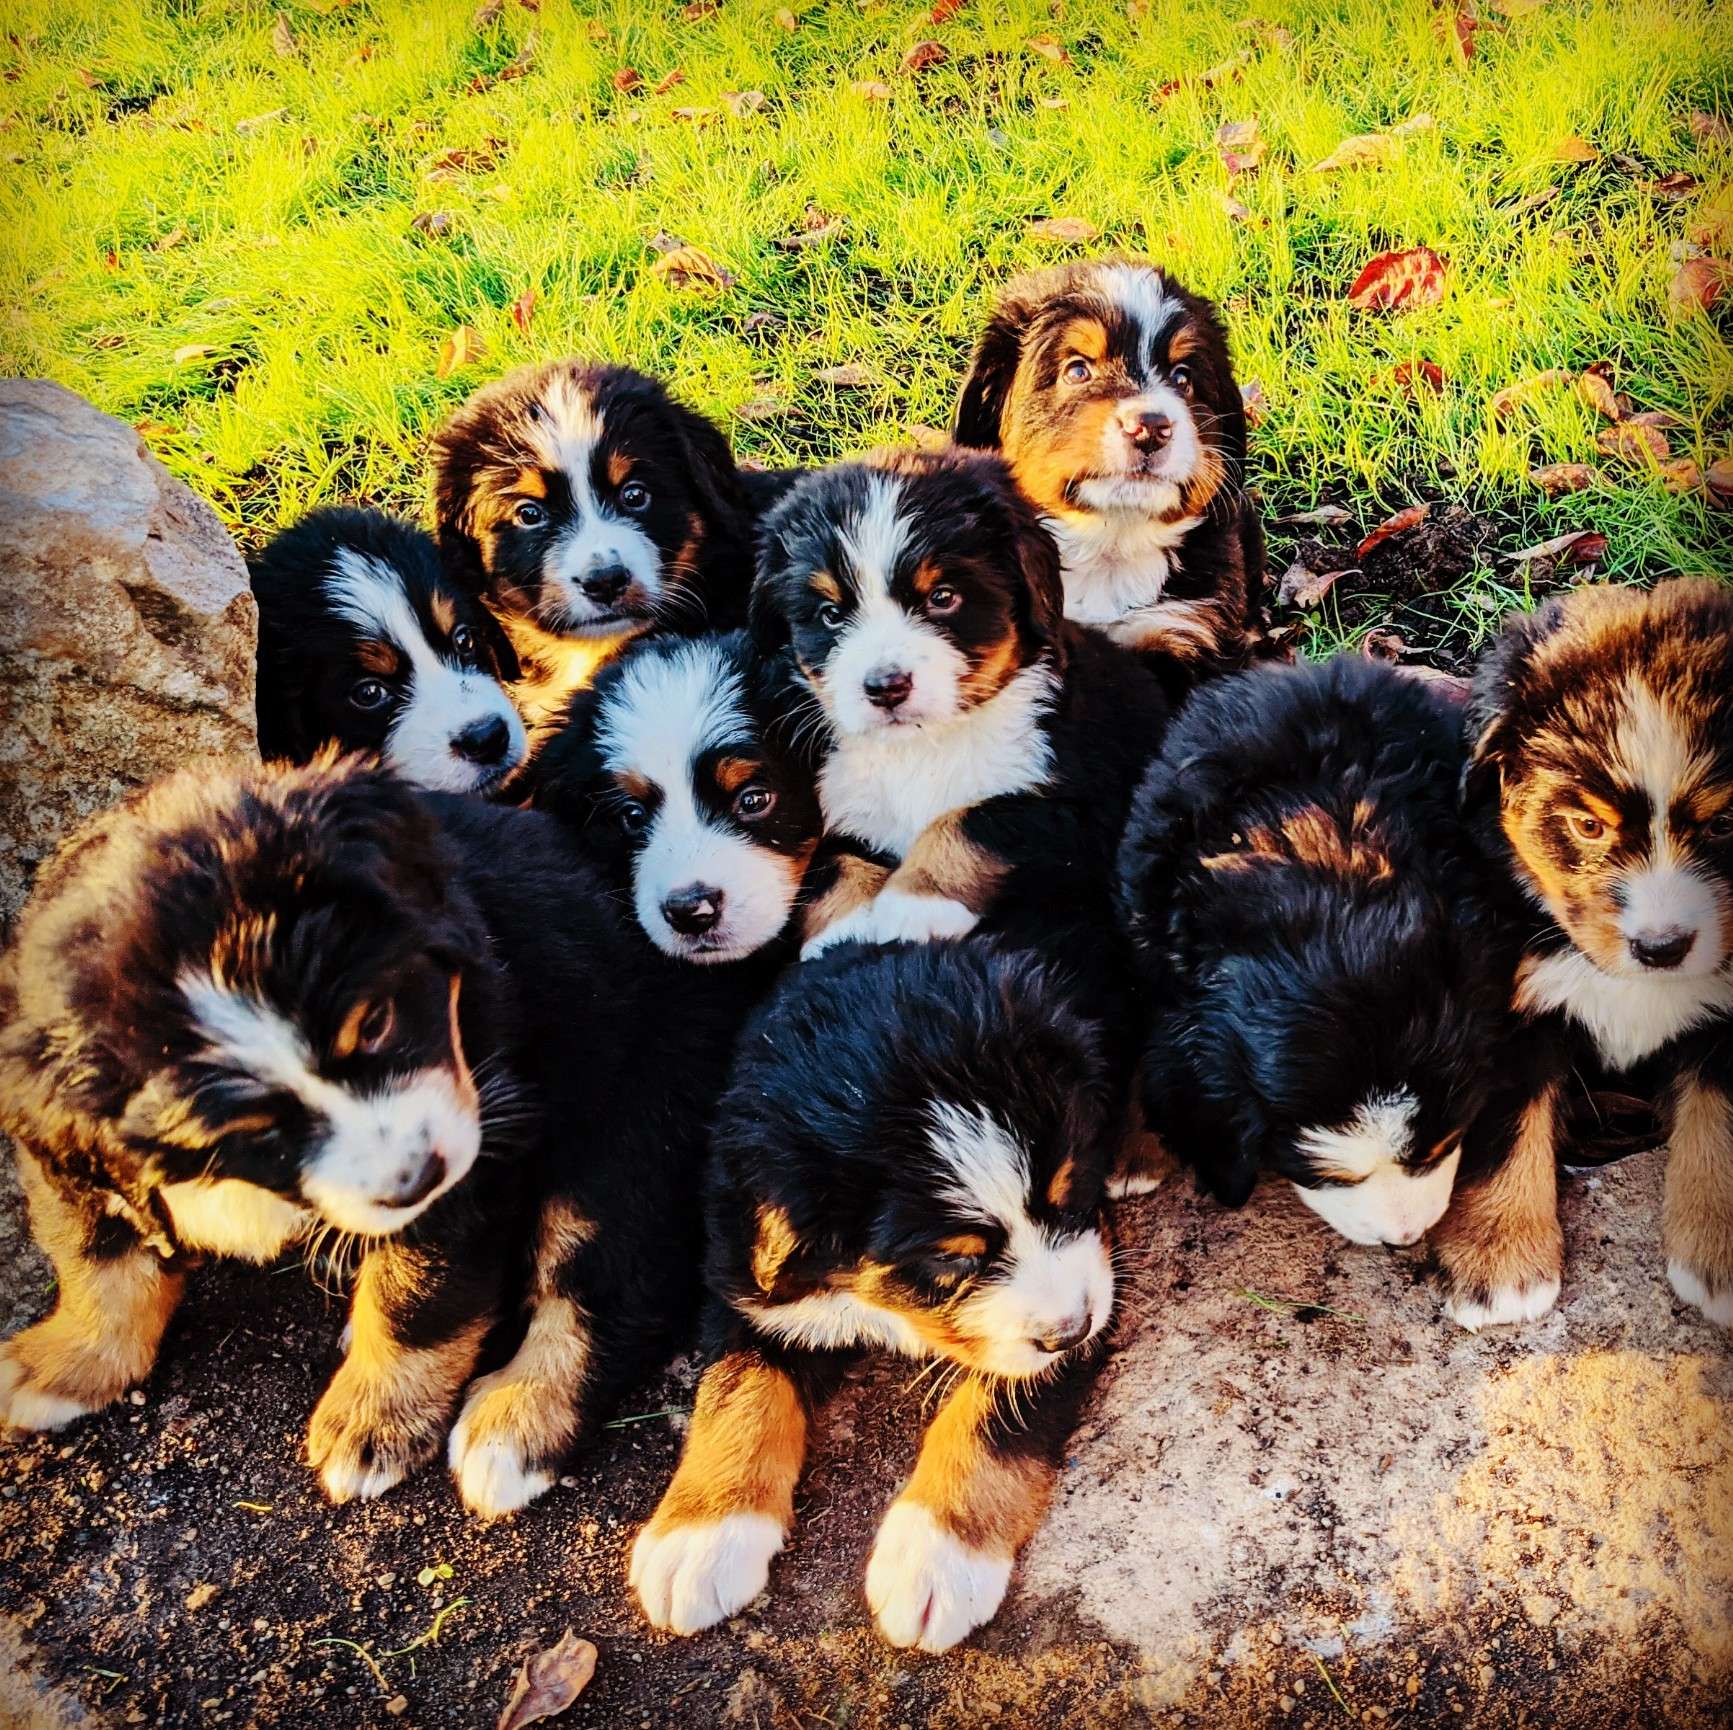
(308, 1233, 492, 1503)
(1663, 1067, 1733, 1327)
(1106, 1075, 1178, 1199)
(0, 1146, 184, 1430)
(866, 1362, 1091, 1653)
(1434, 1082, 1565, 1330)
(630, 1338, 815, 1635)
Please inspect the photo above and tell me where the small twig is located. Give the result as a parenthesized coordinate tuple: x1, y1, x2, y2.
(312, 1637, 392, 1696)
(1311, 1653, 1352, 1716)
(604, 1406, 685, 1429)
(233, 1500, 274, 1514)
(1235, 1288, 1366, 1324)
(379, 1597, 471, 1660)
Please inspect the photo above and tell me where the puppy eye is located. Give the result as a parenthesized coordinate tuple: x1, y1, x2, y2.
(923, 1250, 983, 1284)
(618, 480, 651, 513)
(350, 678, 390, 712)
(451, 624, 477, 661)
(1706, 810, 1733, 840)
(1170, 363, 1193, 393)
(926, 584, 962, 617)
(1062, 357, 1093, 384)
(619, 800, 649, 836)
(735, 784, 777, 820)
(355, 999, 395, 1056)
(818, 602, 846, 630)
(1566, 810, 1608, 843)
(513, 500, 547, 528)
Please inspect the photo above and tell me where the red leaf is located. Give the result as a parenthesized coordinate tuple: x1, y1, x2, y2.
(931, 0, 967, 20)
(1346, 247, 1448, 310)
(1506, 529, 1608, 566)
(902, 41, 947, 73)
(1669, 256, 1728, 315)
(653, 68, 685, 94)
(1392, 360, 1446, 396)
(1356, 503, 1431, 560)
(509, 287, 536, 333)
(612, 67, 642, 93)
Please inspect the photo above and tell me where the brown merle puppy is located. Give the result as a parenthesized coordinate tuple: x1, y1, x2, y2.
(431, 360, 770, 724)
(631, 940, 1114, 1653)
(954, 259, 1265, 671)
(1436, 579, 1733, 1330)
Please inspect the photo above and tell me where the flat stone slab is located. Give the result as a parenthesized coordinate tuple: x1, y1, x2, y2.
(0, 1150, 1725, 1728)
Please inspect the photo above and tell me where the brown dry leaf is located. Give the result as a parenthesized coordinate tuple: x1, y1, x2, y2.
(903, 41, 947, 73)
(1361, 627, 1409, 663)
(776, 8, 798, 29)
(1553, 134, 1599, 163)
(1311, 132, 1398, 172)
(907, 422, 949, 451)
(1669, 255, 1728, 314)
(932, 0, 968, 20)
(102, 248, 121, 271)
(1391, 113, 1438, 136)
(437, 325, 486, 381)
(155, 226, 188, 251)
(474, 0, 503, 26)
(774, 207, 841, 249)
(852, 79, 893, 100)
(654, 68, 686, 94)
(721, 89, 766, 116)
(1240, 378, 1267, 426)
(1221, 193, 1254, 223)
(682, 0, 718, 19)
(1346, 247, 1448, 310)
(1528, 463, 1601, 496)
(1596, 422, 1670, 463)
(1357, 503, 1431, 560)
(670, 106, 716, 125)
(1277, 558, 1345, 610)
(1625, 408, 1684, 430)
(1274, 504, 1353, 527)
(736, 395, 787, 423)
(1037, 95, 1070, 110)
(411, 210, 455, 236)
(1689, 111, 1731, 147)
(1688, 184, 1733, 247)
(1392, 360, 1446, 396)
(497, 37, 537, 82)
(651, 245, 734, 290)
(1027, 35, 1071, 64)
(1507, 529, 1608, 566)
(1028, 215, 1098, 242)
(1577, 362, 1622, 421)
(612, 67, 642, 93)
(1440, 5, 1479, 61)
(75, 67, 102, 89)
(271, 12, 299, 58)
(171, 344, 217, 365)
(1489, 368, 1571, 421)
(1197, 50, 1252, 87)
(1216, 118, 1264, 175)
(1650, 170, 1699, 200)
(1705, 457, 1733, 507)
(496, 1632, 598, 1730)
(236, 108, 288, 134)
(509, 287, 536, 333)
(1657, 456, 1702, 493)
(815, 363, 873, 387)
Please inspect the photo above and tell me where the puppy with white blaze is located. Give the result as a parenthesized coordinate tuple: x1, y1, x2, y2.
(1119, 656, 1505, 1247)
(631, 941, 1115, 1654)
(251, 507, 526, 794)
(1435, 579, 1733, 1331)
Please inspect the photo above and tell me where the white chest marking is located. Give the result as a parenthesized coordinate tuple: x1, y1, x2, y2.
(817, 663, 1059, 857)
(1517, 949, 1733, 1071)
(1047, 511, 1202, 628)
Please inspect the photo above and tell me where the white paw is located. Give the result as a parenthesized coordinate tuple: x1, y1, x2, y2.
(0, 1350, 96, 1431)
(1668, 1260, 1733, 1327)
(865, 890, 978, 946)
(865, 1501, 1012, 1653)
(1106, 1172, 1166, 1199)
(1445, 1275, 1561, 1332)
(629, 1513, 786, 1635)
(446, 1399, 554, 1519)
(317, 1448, 410, 1505)
(800, 903, 877, 961)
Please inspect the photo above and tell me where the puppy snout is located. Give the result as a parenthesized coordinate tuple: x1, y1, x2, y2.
(663, 884, 725, 937)
(1629, 926, 1696, 971)
(1035, 1315, 1093, 1356)
(380, 1152, 446, 1211)
(863, 666, 914, 711)
(1125, 410, 1174, 451)
(452, 713, 511, 767)
(581, 563, 631, 606)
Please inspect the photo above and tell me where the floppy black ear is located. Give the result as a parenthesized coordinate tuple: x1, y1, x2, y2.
(748, 529, 794, 656)
(954, 299, 1028, 449)
(1115, 757, 1191, 957)
(1015, 504, 1068, 654)
(1461, 601, 1551, 811)
(516, 686, 606, 825)
(673, 399, 749, 530)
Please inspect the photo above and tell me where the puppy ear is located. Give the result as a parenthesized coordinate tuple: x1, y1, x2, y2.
(1462, 601, 1551, 806)
(674, 399, 749, 530)
(954, 298, 1028, 449)
(1115, 757, 1189, 955)
(1200, 1140, 1262, 1209)
(518, 687, 606, 825)
(749, 1203, 820, 1302)
(748, 535, 794, 656)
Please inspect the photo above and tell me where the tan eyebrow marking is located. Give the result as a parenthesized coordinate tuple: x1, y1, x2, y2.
(355, 639, 402, 677)
(714, 756, 760, 795)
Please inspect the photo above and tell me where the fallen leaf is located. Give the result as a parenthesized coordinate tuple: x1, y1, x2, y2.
(773, 211, 841, 249)
(776, 8, 798, 28)
(1240, 378, 1267, 426)
(1689, 111, 1731, 147)
(1528, 463, 1601, 496)
(1689, 185, 1733, 247)
(1392, 360, 1446, 396)
(1657, 456, 1702, 493)
(474, 0, 503, 26)
(932, 0, 968, 20)
(1027, 35, 1070, 64)
(721, 89, 766, 116)
(903, 41, 947, 73)
(852, 79, 893, 100)
(509, 287, 536, 332)
(1577, 362, 1621, 421)
(1028, 215, 1097, 241)
(155, 226, 188, 250)
(612, 67, 642, 93)
(497, 1631, 598, 1730)
(742, 310, 782, 332)
(1311, 132, 1398, 172)
(1357, 502, 1431, 559)
(1361, 627, 1408, 662)
(653, 69, 686, 94)
(236, 108, 288, 135)
(1390, 113, 1437, 136)
(815, 363, 873, 387)
(411, 209, 455, 235)
(1277, 558, 1345, 609)
(1507, 184, 1561, 217)
(171, 343, 217, 365)
(271, 12, 299, 58)
(1221, 193, 1254, 222)
(1625, 408, 1684, 429)
(1506, 529, 1608, 566)
(735, 395, 787, 422)
(669, 106, 716, 125)
(1650, 169, 1699, 199)
(1669, 254, 1728, 314)
(1706, 456, 1733, 507)
(1197, 50, 1252, 86)
(1553, 134, 1598, 163)
(75, 67, 103, 89)
(1037, 95, 1069, 110)
(1490, 368, 1571, 420)
(1346, 247, 1448, 310)
(103, 247, 120, 271)
(651, 244, 734, 289)
(91, 333, 126, 349)
(1440, 5, 1478, 61)
(682, 0, 718, 18)
(1274, 504, 1353, 527)
(437, 325, 485, 381)
(907, 422, 949, 451)
(1216, 117, 1264, 174)
(1596, 422, 1670, 463)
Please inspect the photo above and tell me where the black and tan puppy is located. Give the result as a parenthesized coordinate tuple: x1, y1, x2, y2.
(630, 940, 1114, 1652)
(431, 360, 769, 722)
(1435, 579, 1733, 1329)
(251, 507, 526, 793)
(1119, 657, 1505, 1245)
(954, 259, 1265, 670)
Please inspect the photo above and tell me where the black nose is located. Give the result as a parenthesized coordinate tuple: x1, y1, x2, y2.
(863, 667, 914, 710)
(1629, 928, 1696, 970)
(582, 564, 631, 605)
(663, 884, 725, 936)
(382, 1153, 445, 1211)
(1129, 412, 1173, 450)
(1035, 1317, 1092, 1355)
(452, 713, 511, 766)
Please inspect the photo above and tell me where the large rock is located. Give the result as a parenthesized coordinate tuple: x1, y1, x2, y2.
(0, 380, 257, 929)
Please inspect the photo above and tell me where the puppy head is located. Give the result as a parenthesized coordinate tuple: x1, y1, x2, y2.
(251, 508, 525, 795)
(955, 259, 1244, 530)
(1468, 579, 1733, 980)
(726, 944, 1113, 1380)
(431, 360, 748, 641)
(1122, 659, 1500, 1244)
(526, 633, 821, 964)
(55, 758, 488, 1237)
(751, 448, 1064, 739)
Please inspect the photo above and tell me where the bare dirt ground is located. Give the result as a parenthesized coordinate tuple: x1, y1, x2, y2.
(2, 1147, 1728, 1730)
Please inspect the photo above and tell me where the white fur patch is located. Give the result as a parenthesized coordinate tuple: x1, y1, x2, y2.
(317, 1448, 412, 1504)
(446, 1409, 555, 1520)
(159, 1180, 308, 1262)
(1445, 1275, 1562, 1332)
(1293, 1094, 1459, 1247)
(1100, 264, 1182, 363)
(630, 1513, 786, 1635)
(865, 1501, 1013, 1652)
(0, 1353, 97, 1431)
(798, 888, 977, 960)
(1667, 1260, 1733, 1328)
(1516, 949, 1733, 1072)
(325, 549, 525, 793)
(743, 1287, 929, 1357)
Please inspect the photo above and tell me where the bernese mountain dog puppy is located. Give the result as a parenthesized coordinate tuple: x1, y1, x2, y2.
(1435, 578, 1733, 1330)
(517, 630, 824, 967)
(0, 756, 718, 1511)
(431, 360, 769, 724)
(630, 940, 1114, 1653)
(251, 508, 526, 794)
(1118, 656, 1506, 1246)
(954, 259, 1265, 672)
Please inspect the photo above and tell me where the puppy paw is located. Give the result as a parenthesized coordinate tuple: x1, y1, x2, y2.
(864, 890, 978, 946)
(0, 1333, 110, 1431)
(1667, 1260, 1733, 1328)
(307, 1356, 447, 1504)
(800, 904, 875, 961)
(865, 1501, 1012, 1653)
(630, 1513, 785, 1635)
(447, 1373, 560, 1519)
(1443, 1275, 1562, 1332)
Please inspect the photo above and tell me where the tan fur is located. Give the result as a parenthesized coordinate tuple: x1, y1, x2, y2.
(1662, 1072, 1733, 1302)
(1112, 593, 1235, 662)
(606, 449, 632, 487)
(751, 1205, 801, 1295)
(901, 1373, 1052, 1556)
(536, 1197, 598, 1267)
(1433, 1084, 1564, 1302)
(714, 755, 759, 796)
(1004, 396, 1119, 515)
(1105, 1086, 1177, 1195)
(808, 569, 842, 604)
(160, 1180, 306, 1262)
(798, 853, 891, 945)
(354, 638, 403, 677)
(429, 591, 457, 636)
(446, 1295, 592, 1468)
(880, 813, 1008, 916)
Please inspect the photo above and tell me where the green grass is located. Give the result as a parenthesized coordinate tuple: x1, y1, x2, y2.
(2, 0, 1729, 650)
